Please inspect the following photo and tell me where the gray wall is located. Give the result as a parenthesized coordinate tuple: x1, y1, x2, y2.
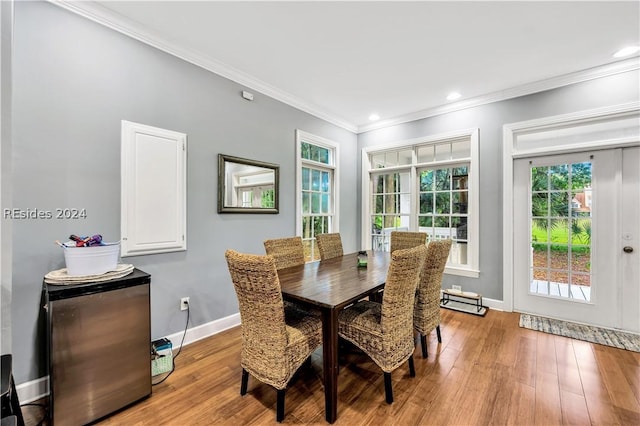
(358, 70, 640, 301)
(11, 1, 357, 383)
(1, 0, 14, 355)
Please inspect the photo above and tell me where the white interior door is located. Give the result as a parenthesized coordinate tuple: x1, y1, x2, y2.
(513, 148, 639, 332)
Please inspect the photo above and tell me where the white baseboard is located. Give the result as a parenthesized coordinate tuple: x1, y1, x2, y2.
(164, 312, 240, 349)
(16, 312, 241, 404)
(482, 297, 506, 312)
(16, 376, 49, 404)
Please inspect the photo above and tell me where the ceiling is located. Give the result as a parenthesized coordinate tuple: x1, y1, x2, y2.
(66, 1, 640, 133)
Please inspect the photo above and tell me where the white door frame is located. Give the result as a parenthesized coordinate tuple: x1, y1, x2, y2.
(502, 102, 640, 312)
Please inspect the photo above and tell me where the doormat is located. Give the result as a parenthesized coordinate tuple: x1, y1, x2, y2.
(519, 314, 640, 352)
(440, 299, 487, 317)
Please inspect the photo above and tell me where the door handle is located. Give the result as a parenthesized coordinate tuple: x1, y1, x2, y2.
(623, 246, 634, 253)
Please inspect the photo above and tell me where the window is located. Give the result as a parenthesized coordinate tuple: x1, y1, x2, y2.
(362, 129, 479, 277)
(296, 130, 339, 261)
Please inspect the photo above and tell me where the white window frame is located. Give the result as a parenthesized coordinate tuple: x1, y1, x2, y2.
(361, 128, 479, 278)
(296, 130, 340, 261)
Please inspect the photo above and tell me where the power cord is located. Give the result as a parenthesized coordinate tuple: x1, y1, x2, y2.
(152, 300, 190, 386)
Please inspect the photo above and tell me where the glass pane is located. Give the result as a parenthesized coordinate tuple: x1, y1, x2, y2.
(549, 165, 569, 190)
(302, 167, 310, 190)
(435, 192, 450, 214)
(371, 154, 386, 169)
(570, 219, 591, 245)
(399, 193, 411, 214)
(531, 167, 549, 191)
(321, 193, 329, 213)
(384, 194, 399, 214)
(571, 162, 591, 190)
(571, 249, 591, 274)
(532, 268, 549, 282)
(301, 142, 311, 160)
(452, 192, 468, 214)
(418, 216, 433, 227)
(451, 240, 468, 265)
(419, 193, 433, 214)
(550, 192, 569, 217)
(371, 215, 383, 233)
(550, 245, 569, 270)
(549, 220, 568, 243)
(302, 217, 312, 238)
(373, 174, 385, 193)
(302, 192, 310, 214)
(435, 169, 450, 190)
(434, 215, 449, 228)
(532, 220, 549, 243)
(417, 145, 434, 163)
(435, 144, 451, 161)
(398, 149, 413, 165)
(373, 194, 384, 214)
(571, 191, 591, 218)
(311, 193, 320, 213)
(385, 151, 398, 167)
(532, 245, 548, 268)
(311, 169, 321, 191)
(317, 146, 329, 164)
(531, 192, 548, 217)
(451, 140, 471, 159)
(420, 170, 434, 191)
(321, 171, 329, 192)
(451, 216, 467, 240)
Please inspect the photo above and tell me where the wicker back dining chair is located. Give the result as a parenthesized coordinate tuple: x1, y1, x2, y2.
(338, 244, 427, 404)
(414, 239, 452, 358)
(263, 236, 305, 270)
(316, 232, 344, 260)
(390, 231, 427, 253)
(225, 250, 323, 422)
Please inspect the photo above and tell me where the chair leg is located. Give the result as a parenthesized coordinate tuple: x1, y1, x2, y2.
(408, 355, 416, 377)
(421, 334, 428, 358)
(276, 389, 286, 422)
(384, 372, 393, 404)
(436, 325, 442, 343)
(240, 368, 249, 395)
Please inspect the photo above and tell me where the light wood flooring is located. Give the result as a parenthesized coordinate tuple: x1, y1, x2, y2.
(24, 309, 640, 425)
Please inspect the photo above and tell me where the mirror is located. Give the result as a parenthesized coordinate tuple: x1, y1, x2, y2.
(218, 154, 279, 214)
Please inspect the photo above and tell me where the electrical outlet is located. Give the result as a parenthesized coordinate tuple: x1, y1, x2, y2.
(180, 297, 190, 311)
(452, 285, 462, 292)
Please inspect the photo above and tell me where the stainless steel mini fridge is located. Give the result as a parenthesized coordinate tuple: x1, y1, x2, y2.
(44, 269, 151, 425)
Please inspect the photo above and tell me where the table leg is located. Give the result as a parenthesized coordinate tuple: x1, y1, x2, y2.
(321, 308, 339, 423)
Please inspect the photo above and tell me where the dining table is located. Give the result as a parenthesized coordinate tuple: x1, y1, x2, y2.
(277, 250, 391, 423)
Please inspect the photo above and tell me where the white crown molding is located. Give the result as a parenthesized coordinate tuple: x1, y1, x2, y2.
(357, 58, 640, 134)
(50, 1, 639, 136)
(50, 0, 358, 133)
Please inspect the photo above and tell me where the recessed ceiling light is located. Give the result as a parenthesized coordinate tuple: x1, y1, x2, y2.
(613, 46, 640, 58)
(369, 114, 380, 121)
(446, 92, 462, 101)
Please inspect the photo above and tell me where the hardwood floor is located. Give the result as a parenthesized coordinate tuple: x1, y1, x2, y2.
(25, 309, 640, 425)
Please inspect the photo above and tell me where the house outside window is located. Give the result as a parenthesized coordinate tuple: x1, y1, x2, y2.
(362, 129, 479, 277)
(296, 130, 339, 261)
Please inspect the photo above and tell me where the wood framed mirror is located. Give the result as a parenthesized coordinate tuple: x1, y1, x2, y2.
(218, 154, 279, 214)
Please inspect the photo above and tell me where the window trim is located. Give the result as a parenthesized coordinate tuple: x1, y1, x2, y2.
(296, 130, 340, 257)
(361, 128, 479, 277)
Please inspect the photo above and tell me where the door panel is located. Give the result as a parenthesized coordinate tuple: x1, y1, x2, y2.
(514, 148, 639, 331)
(621, 147, 640, 332)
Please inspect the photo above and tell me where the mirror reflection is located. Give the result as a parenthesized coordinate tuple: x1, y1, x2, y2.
(218, 154, 279, 213)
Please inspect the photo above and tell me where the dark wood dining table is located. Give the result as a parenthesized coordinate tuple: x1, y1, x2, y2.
(277, 250, 391, 423)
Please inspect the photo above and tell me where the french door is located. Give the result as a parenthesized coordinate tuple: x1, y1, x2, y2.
(513, 147, 639, 332)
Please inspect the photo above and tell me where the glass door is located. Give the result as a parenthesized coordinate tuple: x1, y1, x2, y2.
(513, 148, 639, 331)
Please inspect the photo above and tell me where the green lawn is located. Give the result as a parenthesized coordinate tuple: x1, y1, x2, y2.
(531, 219, 591, 253)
